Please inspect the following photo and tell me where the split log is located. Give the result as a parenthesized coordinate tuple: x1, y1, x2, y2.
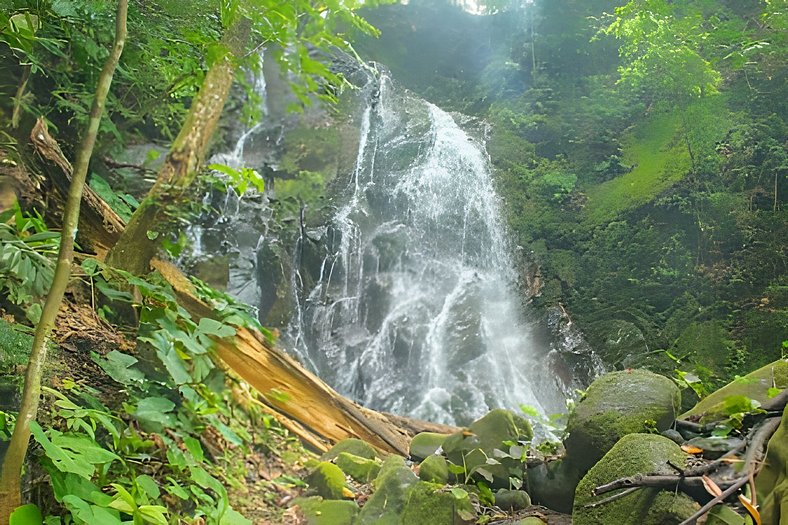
(28, 121, 459, 455)
(30, 118, 126, 258)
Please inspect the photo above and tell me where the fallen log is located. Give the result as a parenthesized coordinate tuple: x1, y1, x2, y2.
(30, 118, 126, 258)
(29, 119, 459, 455)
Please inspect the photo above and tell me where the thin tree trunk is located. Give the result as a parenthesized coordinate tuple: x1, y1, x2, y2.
(106, 18, 250, 275)
(0, 2, 127, 520)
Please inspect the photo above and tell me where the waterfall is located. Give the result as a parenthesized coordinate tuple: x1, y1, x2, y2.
(284, 73, 566, 425)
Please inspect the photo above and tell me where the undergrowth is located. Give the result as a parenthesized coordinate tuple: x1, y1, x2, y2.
(0, 210, 303, 524)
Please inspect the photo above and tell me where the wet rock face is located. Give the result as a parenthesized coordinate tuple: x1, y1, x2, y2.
(564, 369, 681, 471)
(572, 434, 698, 525)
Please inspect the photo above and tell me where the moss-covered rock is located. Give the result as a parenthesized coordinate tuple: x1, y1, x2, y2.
(293, 496, 359, 525)
(680, 359, 788, 422)
(321, 438, 378, 461)
(573, 434, 699, 525)
(373, 455, 408, 489)
(527, 458, 582, 513)
(494, 489, 531, 510)
(418, 454, 449, 484)
(307, 461, 349, 500)
(756, 405, 788, 525)
(564, 369, 681, 471)
(410, 431, 449, 460)
(357, 466, 418, 524)
(335, 452, 381, 484)
(401, 481, 476, 524)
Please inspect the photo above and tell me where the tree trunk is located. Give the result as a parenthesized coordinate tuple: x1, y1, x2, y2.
(0, 2, 127, 521)
(106, 18, 250, 275)
(152, 258, 457, 455)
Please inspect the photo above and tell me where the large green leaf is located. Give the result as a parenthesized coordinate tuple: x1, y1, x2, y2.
(30, 422, 94, 479)
(9, 504, 43, 525)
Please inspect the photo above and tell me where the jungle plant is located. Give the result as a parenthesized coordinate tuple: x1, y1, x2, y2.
(0, 205, 59, 323)
(0, 1, 127, 519)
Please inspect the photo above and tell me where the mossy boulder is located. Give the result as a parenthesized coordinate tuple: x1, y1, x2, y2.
(527, 458, 582, 513)
(307, 461, 349, 500)
(321, 438, 377, 461)
(573, 434, 699, 525)
(400, 482, 475, 524)
(410, 431, 449, 460)
(756, 405, 788, 525)
(494, 489, 531, 510)
(681, 359, 788, 423)
(293, 496, 359, 525)
(565, 370, 681, 471)
(373, 455, 407, 489)
(418, 454, 449, 484)
(357, 466, 418, 524)
(335, 452, 381, 484)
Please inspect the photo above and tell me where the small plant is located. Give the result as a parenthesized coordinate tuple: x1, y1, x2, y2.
(0, 204, 60, 323)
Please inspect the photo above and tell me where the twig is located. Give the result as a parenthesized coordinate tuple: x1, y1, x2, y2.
(593, 474, 738, 496)
(677, 476, 749, 525)
(584, 487, 640, 508)
(678, 417, 781, 525)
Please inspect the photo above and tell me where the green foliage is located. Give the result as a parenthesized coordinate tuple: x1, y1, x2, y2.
(603, 0, 721, 104)
(0, 204, 60, 323)
(9, 259, 288, 524)
(88, 174, 138, 223)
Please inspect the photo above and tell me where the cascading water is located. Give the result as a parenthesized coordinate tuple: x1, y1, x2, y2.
(284, 72, 567, 425)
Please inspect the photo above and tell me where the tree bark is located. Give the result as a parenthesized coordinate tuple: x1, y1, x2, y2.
(0, 2, 128, 521)
(106, 18, 250, 275)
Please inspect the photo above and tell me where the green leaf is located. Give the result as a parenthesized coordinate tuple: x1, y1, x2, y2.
(51, 433, 119, 464)
(183, 437, 204, 463)
(10, 504, 43, 525)
(197, 317, 236, 339)
(136, 475, 161, 500)
(137, 505, 169, 525)
(220, 509, 252, 525)
(95, 279, 134, 303)
(134, 397, 176, 431)
(30, 423, 94, 479)
(95, 351, 145, 386)
(449, 487, 469, 500)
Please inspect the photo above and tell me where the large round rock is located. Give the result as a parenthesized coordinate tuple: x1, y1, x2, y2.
(573, 434, 698, 524)
(565, 369, 680, 471)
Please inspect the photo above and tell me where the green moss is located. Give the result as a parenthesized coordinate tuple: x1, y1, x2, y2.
(307, 461, 348, 500)
(673, 321, 734, 376)
(418, 454, 449, 484)
(373, 455, 407, 489)
(293, 496, 359, 525)
(358, 466, 418, 524)
(401, 481, 475, 524)
(583, 110, 690, 225)
(565, 370, 681, 471)
(334, 452, 381, 484)
(0, 319, 33, 371)
(320, 438, 377, 461)
(573, 434, 698, 524)
(681, 359, 788, 421)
